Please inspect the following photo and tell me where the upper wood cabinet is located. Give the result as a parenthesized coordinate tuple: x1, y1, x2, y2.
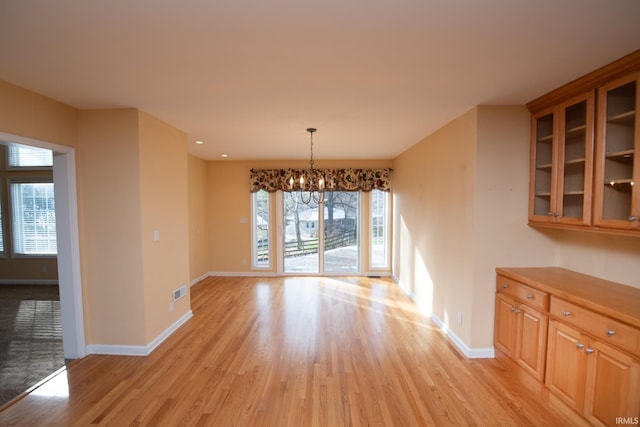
(527, 50, 640, 237)
(529, 92, 594, 226)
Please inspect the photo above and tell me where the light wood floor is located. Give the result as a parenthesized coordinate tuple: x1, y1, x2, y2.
(0, 276, 588, 426)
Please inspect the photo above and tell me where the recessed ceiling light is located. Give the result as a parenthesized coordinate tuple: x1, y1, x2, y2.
(195, 140, 204, 145)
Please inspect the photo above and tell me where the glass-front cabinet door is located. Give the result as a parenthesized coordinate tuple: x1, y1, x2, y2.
(556, 93, 594, 225)
(593, 73, 640, 231)
(530, 108, 557, 223)
(529, 93, 594, 226)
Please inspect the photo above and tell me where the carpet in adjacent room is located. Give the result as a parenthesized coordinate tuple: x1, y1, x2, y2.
(0, 285, 65, 407)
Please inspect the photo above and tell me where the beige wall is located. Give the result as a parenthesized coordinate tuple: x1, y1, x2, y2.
(392, 108, 479, 345)
(553, 232, 640, 288)
(0, 81, 78, 148)
(139, 112, 190, 343)
(188, 155, 209, 282)
(77, 109, 147, 345)
(471, 106, 559, 347)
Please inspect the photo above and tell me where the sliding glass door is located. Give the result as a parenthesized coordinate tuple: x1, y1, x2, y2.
(283, 191, 359, 274)
(323, 191, 359, 273)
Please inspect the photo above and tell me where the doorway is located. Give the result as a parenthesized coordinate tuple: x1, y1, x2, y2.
(282, 191, 360, 274)
(0, 132, 85, 360)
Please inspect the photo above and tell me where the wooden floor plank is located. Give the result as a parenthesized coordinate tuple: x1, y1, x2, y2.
(0, 276, 588, 426)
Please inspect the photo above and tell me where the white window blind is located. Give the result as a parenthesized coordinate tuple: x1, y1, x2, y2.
(8, 144, 53, 167)
(11, 183, 57, 255)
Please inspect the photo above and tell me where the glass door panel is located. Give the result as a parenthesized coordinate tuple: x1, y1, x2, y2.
(599, 79, 638, 225)
(323, 191, 359, 273)
(558, 95, 593, 225)
(283, 191, 319, 273)
(532, 112, 555, 219)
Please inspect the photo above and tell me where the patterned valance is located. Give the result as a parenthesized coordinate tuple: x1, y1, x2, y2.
(250, 168, 392, 193)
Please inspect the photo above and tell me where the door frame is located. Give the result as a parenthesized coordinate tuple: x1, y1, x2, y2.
(0, 132, 86, 359)
(277, 190, 362, 276)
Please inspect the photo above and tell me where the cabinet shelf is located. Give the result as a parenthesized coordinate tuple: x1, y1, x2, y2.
(564, 157, 586, 165)
(537, 134, 553, 143)
(605, 149, 634, 161)
(536, 192, 552, 197)
(608, 110, 636, 124)
(565, 124, 586, 137)
(536, 163, 553, 169)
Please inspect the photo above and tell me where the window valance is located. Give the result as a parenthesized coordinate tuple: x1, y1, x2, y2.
(250, 168, 392, 193)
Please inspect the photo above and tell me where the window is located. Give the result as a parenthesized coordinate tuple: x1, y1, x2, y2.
(370, 189, 389, 269)
(0, 144, 56, 257)
(11, 182, 57, 255)
(8, 144, 53, 167)
(252, 190, 270, 268)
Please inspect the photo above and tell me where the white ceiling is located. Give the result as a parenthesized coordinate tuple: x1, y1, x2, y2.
(1, 1, 639, 161)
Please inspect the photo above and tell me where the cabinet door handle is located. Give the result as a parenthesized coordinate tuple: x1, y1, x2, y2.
(514, 309, 521, 314)
(563, 311, 571, 317)
(547, 212, 555, 216)
(502, 284, 509, 288)
(526, 294, 533, 299)
(576, 343, 585, 349)
(606, 329, 616, 336)
(511, 307, 517, 312)
(628, 216, 638, 222)
(585, 348, 594, 355)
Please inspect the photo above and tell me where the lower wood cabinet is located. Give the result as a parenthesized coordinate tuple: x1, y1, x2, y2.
(546, 319, 640, 426)
(495, 268, 640, 427)
(494, 293, 548, 381)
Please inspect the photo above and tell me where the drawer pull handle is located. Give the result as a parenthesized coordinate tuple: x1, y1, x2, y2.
(514, 309, 521, 314)
(606, 329, 616, 336)
(511, 307, 517, 312)
(585, 348, 594, 355)
(563, 311, 571, 317)
(629, 216, 638, 222)
(526, 294, 533, 299)
(576, 343, 585, 349)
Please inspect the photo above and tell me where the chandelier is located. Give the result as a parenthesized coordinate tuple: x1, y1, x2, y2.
(289, 127, 325, 205)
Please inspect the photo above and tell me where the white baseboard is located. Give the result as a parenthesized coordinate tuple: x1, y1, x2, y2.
(391, 275, 494, 359)
(190, 273, 210, 287)
(209, 271, 277, 277)
(430, 313, 495, 359)
(86, 310, 193, 357)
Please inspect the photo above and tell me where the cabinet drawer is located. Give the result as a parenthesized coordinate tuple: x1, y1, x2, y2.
(550, 297, 640, 356)
(496, 276, 549, 311)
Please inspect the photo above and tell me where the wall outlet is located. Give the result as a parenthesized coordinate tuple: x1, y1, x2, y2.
(169, 301, 174, 312)
(457, 312, 463, 325)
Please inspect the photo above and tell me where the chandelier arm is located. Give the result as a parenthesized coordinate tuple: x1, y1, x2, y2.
(294, 127, 325, 207)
